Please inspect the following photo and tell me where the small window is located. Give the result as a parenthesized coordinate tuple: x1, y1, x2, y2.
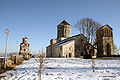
(66, 55, 67, 58)
(24, 48, 26, 51)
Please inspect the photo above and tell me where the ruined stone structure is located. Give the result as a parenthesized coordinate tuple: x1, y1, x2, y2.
(19, 37, 30, 58)
(46, 20, 92, 58)
(96, 24, 114, 56)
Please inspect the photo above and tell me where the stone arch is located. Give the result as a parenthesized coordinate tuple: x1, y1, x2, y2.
(106, 43, 111, 55)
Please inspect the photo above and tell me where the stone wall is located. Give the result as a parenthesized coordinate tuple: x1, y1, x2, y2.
(62, 40, 75, 58)
(75, 34, 88, 57)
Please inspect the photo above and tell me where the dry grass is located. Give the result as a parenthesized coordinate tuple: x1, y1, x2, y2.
(0, 67, 14, 79)
(0, 65, 17, 79)
(0, 76, 6, 79)
(0, 56, 25, 79)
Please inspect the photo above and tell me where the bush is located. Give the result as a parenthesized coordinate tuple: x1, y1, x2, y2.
(6, 60, 14, 67)
(9, 55, 24, 64)
(17, 56, 24, 64)
(10, 55, 15, 63)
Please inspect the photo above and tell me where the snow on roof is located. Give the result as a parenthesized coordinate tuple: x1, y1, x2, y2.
(55, 34, 82, 47)
(57, 40, 74, 47)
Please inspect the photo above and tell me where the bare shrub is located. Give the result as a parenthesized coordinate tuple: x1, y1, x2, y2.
(34, 50, 45, 80)
(17, 56, 24, 64)
(6, 60, 14, 67)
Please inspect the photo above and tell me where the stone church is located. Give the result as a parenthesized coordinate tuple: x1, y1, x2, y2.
(47, 20, 92, 58)
(46, 20, 114, 58)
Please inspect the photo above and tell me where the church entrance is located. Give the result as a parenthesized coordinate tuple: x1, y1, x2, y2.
(69, 53, 72, 58)
(106, 43, 111, 55)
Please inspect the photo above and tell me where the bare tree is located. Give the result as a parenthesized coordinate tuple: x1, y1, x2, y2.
(34, 50, 45, 80)
(114, 44, 120, 55)
(74, 17, 101, 72)
(74, 17, 101, 45)
(118, 46, 120, 54)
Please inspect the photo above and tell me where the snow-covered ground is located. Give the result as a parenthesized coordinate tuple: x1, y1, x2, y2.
(0, 58, 120, 80)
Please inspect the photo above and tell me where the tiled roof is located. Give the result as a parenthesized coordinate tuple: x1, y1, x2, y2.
(98, 24, 113, 30)
(24, 37, 28, 39)
(58, 20, 70, 26)
(55, 34, 85, 46)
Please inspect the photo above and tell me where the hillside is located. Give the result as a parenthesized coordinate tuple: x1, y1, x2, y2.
(0, 58, 120, 80)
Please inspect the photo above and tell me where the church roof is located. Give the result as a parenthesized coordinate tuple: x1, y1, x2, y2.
(23, 37, 28, 39)
(98, 24, 113, 30)
(55, 34, 85, 47)
(58, 20, 71, 26)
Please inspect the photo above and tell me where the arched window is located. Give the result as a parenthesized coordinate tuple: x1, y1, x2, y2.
(104, 29, 105, 36)
(59, 53, 60, 57)
(105, 28, 107, 37)
(67, 29, 68, 36)
(109, 31, 111, 37)
(69, 53, 72, 57)
(108, 29, 110, 37)
(66, 55, 67, 58)
(111, 32, 113, 37)
(107, 28, 108, 37)
(65, 28, 67, 37)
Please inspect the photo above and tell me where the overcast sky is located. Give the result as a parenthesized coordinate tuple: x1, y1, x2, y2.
(0, 0, 120, 53)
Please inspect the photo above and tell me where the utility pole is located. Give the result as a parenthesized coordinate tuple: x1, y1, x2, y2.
(4, 29, 10, 69)
(15, 41, 18, 64)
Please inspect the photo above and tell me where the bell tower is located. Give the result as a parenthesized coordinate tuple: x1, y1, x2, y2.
(57, 20, 71, 41)
(96, 24, 114, 56)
